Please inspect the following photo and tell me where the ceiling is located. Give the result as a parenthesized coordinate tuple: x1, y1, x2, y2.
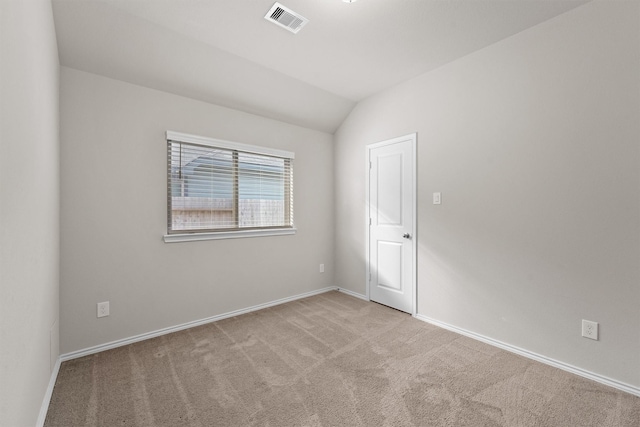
(52, 0, 588, 133)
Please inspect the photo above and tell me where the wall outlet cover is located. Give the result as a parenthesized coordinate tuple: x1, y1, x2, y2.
(581, 319, 598, 340)
(97, 301, 110, 318)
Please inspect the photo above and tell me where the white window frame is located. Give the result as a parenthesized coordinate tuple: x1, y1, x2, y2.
(163, 131, 296, 243)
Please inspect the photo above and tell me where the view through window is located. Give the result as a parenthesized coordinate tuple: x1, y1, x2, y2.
(167, 134, 293, 234)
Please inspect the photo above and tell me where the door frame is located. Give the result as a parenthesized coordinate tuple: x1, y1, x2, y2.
(365, 133, 417, 316)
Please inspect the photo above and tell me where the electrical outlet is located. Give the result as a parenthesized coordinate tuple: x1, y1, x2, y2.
(582, 319, 598, 340)
(319, 264, 325, 273)
(97, 301, 110, 318)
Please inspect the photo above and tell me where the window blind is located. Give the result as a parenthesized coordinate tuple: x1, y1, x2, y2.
(167, 133, 294, 234)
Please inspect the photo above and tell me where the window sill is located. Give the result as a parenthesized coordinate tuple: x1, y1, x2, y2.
(163, 227, 297, 243)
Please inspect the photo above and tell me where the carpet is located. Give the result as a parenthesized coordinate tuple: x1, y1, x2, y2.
(44, 291, 639, 426)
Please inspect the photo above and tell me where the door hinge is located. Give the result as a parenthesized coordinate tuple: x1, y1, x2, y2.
(369, 161, 372, 169)
(369, 218, 372, 225)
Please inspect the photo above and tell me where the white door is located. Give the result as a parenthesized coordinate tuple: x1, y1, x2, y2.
(367, 134, 416, 314)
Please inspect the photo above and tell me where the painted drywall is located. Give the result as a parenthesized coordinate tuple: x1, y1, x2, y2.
(0, 0, 60, 424)
(52, 0, 356, 135)
(335, 1, 640, 388)
(60, 68, 335, 353)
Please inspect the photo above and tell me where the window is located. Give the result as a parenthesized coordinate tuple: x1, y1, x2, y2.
(164, 131, 295, 242)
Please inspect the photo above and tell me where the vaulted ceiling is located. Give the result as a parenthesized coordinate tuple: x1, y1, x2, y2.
(52, 0, 588, 133)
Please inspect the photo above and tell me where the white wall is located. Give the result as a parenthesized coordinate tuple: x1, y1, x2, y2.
(0, 0, 60, 424)
(335, 1, 639, 388)
(60, 68, 335, 354)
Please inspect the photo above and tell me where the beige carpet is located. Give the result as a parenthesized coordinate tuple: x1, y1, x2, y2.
(45, 291, 639, 426)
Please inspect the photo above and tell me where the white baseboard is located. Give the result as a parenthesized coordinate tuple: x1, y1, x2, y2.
(60, 286, 339, 362)
(337, 287, 368, 301)
(414, 314, 640, 398)
(36, 357, 61, 427)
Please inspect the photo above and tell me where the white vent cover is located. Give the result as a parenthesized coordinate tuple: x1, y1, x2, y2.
(264, 2, 308, 34)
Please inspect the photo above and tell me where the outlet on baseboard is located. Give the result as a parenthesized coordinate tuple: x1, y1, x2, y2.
(582, 319, 598, 340)
(97, 301, 110, 318)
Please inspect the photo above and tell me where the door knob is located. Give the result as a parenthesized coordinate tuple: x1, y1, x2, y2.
(403, 233, 411, 239)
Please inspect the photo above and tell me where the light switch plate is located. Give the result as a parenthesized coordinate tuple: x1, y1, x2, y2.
(433, 192, 441, 205)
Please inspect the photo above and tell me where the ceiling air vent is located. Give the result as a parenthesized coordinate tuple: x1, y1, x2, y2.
(264, 2, 308, 34)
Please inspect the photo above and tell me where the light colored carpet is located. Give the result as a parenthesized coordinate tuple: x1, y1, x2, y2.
(45, 291, 639, 426)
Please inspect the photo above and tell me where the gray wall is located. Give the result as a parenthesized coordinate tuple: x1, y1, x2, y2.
(334, 1, 639, 387)
(60, 68, 335, 354)
(0, 0, 60, 424)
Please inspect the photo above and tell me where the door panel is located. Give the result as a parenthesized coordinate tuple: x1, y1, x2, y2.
(377, 153, 403, 225)
(377, 241, 403, 292)
(368, 135, 415, 313)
